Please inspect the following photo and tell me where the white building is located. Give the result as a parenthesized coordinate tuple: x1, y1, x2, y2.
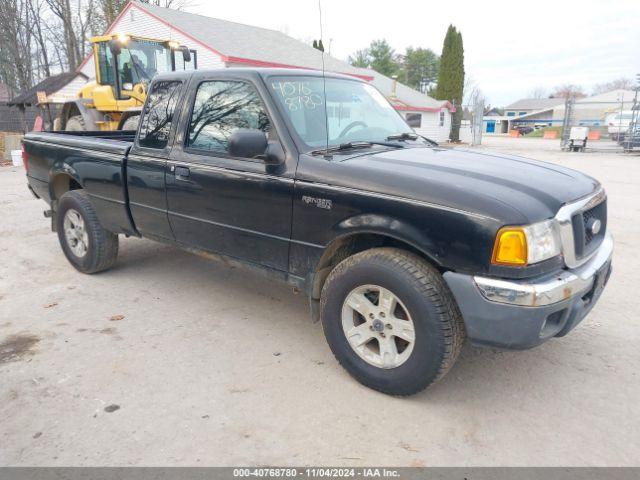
(552, 89, 637, 125)
(76, 0, 453, 142)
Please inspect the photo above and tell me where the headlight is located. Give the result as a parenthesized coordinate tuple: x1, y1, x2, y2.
(492, 219, 560, 266)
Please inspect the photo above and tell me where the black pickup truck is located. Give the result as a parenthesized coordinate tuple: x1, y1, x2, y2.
(23, 68, 613, 395)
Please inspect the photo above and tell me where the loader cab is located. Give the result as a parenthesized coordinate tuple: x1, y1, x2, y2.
(93, 34, 194, 103)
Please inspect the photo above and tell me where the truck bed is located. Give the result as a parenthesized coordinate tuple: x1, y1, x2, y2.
(24, 131, 137, 236)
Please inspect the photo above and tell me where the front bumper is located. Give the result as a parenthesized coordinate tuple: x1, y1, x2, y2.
(444, 232, 613, 349)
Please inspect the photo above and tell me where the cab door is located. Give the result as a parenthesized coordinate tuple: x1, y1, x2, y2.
(165, 76, 295, 271)
(127, 79, 184, 241)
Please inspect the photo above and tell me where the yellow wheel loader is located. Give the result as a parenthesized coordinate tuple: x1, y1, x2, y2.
(60, 33, 194, 131)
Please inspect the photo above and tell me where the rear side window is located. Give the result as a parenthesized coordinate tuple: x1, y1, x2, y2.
(186, 80, 270, 153)
(138, 80, 182, 149)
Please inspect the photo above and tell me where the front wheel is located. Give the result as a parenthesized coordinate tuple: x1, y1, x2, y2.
(320, 248, 465, 396)
(56, 190, 119, 273)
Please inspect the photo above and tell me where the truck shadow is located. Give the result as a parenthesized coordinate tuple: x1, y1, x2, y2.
(110, 236, 584, 404)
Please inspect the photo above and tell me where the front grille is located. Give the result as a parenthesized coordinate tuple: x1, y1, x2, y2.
(571, 198, 607, 259)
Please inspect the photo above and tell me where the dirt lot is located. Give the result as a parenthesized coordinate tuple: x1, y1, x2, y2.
(1, 137, 639, 466)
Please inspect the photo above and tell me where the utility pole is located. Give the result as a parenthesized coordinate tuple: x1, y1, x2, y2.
(625, 73, 640, 151)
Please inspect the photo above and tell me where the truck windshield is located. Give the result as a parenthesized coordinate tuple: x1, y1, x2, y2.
(269, 76, 414, 150)
(118, 39, 172, 86)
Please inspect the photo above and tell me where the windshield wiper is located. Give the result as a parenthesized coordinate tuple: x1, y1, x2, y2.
(311, 141, 403, 156)
(386, 132, 419, 141)
(387, 132, 439, 146)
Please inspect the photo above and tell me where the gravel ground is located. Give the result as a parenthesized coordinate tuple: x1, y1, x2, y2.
(1, 137, 639, 466)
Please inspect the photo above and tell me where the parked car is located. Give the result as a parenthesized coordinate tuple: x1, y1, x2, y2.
(606, 111, 635, 141)
(514, 125, 534, 135)
(23, 68, 613, 396)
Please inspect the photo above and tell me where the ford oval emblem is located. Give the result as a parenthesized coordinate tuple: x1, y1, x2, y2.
(590, 219, 602, 235)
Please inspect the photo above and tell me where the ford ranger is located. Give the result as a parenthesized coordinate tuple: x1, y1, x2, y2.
(23, 68, 613, 395)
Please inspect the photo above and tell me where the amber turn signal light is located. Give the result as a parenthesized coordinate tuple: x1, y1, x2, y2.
(492, 228, 528, 265)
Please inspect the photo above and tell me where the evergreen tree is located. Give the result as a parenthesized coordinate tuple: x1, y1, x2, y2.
(348, 49, 370, 68)
(402, 47, 439, 92)
(434, 25, 465, 142)
(368, 39, 400, 77)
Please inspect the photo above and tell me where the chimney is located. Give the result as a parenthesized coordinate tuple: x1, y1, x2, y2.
(391, 75, 398, 98)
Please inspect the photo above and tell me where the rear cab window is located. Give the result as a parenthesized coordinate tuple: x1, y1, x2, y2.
(138, 80, 183, 149)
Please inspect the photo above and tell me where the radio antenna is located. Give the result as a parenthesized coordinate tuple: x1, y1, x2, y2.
(318, 0, 330, 157)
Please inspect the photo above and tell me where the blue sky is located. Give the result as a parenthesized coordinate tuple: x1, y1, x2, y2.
(190, 0, 640, 106)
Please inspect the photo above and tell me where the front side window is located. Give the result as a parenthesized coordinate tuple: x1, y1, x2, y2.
(187, 80, 270, 153)
(138, 80, 182, 149)
(269, 76, 412, 149)
(97, 43, 116, 88)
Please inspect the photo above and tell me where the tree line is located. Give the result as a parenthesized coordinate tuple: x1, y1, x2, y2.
(348, 25, 466, 142)
(0, 0, 187, 97)
(348, 39, 440, 94)
(529, 78, 637, 100)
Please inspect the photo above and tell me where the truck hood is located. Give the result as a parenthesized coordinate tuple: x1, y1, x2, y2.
(305, 146, 600, 224)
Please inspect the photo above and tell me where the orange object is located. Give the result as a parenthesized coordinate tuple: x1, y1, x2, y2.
(509, 130, 520, 138)
(32, 116, 43, 132)
(543, 130, 558, 139)
(588, 131, 601, 140)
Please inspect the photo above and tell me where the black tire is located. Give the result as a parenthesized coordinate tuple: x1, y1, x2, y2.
(56, 190, 119, 274)
(320, 248, 465, 396)
(65, 115, 86, 131)
(121, 115, 140, 131)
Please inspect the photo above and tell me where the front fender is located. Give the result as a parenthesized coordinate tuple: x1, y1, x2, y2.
(332, 213, 442, 266)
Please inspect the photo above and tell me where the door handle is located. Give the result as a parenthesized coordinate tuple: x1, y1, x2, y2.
(172, 165, 190, 180)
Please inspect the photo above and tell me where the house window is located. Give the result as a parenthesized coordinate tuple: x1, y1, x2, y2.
(506, 111, 516, 117)
(405, 113, 421, 128)
(519, 111, 527, 116)
(439, 111, 445, 127)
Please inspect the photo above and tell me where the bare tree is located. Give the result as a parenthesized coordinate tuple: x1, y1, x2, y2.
(45, 0, 80, 69)
(528, 86, 547, 99)
(592, 78, 635, 95)
(27, 0, 52, 79)
(139, 0, 192, 8)
(463, 75, 485, 107)
(45, 0, 95, 69)
(96, 0, 127, 27)
(0, 0, 193, 94)
(551, 84, 586, 99)
(0, 1, 35, 93)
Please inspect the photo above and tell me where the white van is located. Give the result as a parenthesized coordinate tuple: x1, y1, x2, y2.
(606, 111, 635, 140)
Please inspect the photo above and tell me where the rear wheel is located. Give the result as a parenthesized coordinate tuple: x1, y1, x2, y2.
(65, 115, 86, 131)
(121, 115, 140, 131)
(56, 190, 118, 273)
(320, 248, 465, 396)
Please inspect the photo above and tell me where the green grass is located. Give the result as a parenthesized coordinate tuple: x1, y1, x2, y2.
(525, 126, 563, 138)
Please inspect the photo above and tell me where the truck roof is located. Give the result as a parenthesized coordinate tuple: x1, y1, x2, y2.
(153, 67, 365, 83)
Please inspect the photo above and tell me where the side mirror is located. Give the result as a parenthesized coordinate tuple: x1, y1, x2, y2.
(228, 129, 268, 159)
(228, 129, 285, 165)
(180, 47, 191, 63)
